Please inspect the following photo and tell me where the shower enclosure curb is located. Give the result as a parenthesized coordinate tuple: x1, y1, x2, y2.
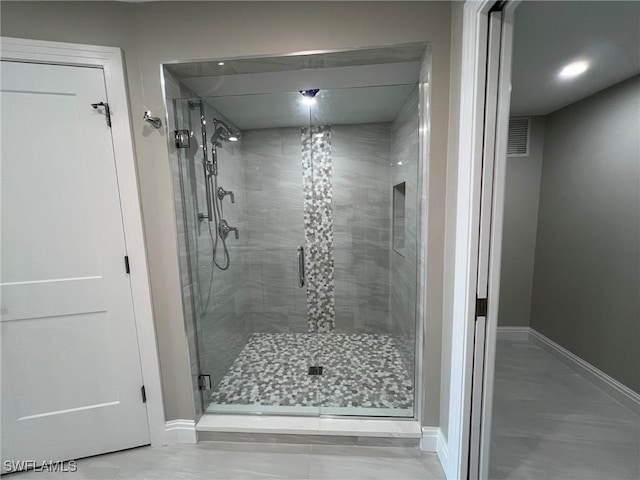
(195, 415, 422, 439)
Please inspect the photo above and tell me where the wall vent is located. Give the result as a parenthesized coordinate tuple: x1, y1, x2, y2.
(507, 117, 530, 156)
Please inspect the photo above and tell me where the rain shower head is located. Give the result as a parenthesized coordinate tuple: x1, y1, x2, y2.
(211, 118, 241, 146)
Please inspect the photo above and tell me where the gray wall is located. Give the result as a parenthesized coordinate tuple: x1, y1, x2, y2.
(240, 123, 394, 335)
(191, 122, 410, 378)
(390, 88, 420, 375)
(194, 105, 252, 392)
(333, 123, 393, 334)
(1, 0, 452, 424)
(530, 75, 640, 393)
(169, 98, 253, 396)
(440, 0, 464, 440)
(242, 127, 308, 334)
(498, 117, 545, 327)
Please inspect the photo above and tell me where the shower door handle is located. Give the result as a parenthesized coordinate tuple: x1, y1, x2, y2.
(297, 246, 305, 288)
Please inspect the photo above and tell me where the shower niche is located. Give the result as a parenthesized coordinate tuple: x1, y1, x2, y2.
(165, 44, 429, 419)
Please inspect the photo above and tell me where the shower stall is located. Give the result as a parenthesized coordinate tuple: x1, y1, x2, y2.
(168, 46, 427, 420)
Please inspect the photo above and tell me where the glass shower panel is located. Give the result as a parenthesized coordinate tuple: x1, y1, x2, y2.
(311, 85, 419, 417)
(175, 93, 322, 415)
(174, 83, 419, 418)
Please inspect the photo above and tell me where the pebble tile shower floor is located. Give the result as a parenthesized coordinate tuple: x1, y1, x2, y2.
(208, 333, 414, 412)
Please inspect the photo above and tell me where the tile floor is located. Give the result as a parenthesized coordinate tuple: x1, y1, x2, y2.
(13, 336, 638, 480)
(489, 337, 640, 480)
(208, 333, 414, 415)
(12, 441, 445, 479)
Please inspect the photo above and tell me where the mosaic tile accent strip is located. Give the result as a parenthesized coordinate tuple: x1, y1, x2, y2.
(301, 126, 336, 333)
(208, 333, 414, 410)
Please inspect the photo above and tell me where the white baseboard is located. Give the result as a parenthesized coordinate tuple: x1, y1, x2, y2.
(165, 419, 197, 444)
(436, 429, 449, 480)
(419, 426, 438, 451)
(528, 329, 640, 416)
(496, 326, 531, 341)
(420, 427, 449, 479)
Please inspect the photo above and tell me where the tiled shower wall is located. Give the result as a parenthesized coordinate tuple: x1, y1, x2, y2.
(302, 126, 336, 333)
(242, 128, 308, 333)
(187, 102, 252, 390)
(242, 124, 393, 335)
(390, 87, 419, 374)
(332, 124, 393, 334)
(173, 108, 417, 395)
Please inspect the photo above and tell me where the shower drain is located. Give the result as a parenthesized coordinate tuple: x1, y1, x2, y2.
(308, 366, 323, 375)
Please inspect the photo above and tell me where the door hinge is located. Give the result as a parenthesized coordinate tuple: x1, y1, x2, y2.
(91, 102, 111, 128)
(475, 297, 488, 318)
(124, 255, 130, 274)
(174, 129, 191, 149)
(141, 385, 147, 403)
(198, 374, 212, 391)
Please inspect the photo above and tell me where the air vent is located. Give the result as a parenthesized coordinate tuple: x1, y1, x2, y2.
(507, 117, 530, 156)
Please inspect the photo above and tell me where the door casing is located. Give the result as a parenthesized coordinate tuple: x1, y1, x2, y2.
(444, 2, 517, 479)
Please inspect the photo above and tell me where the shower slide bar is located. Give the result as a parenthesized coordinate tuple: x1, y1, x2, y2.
(198, 101, 214, 223)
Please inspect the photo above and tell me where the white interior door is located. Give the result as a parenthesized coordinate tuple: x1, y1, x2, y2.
(1, 61, 150, 470)
(468, 6, 516, 479)
(468, 9, 503, 480)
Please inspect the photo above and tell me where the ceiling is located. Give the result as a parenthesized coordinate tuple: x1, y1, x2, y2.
(180, 62, 420, 98)
(170, 44, 425, 130)
(201, 84, 415, 131)
(510, 1, 640, 116)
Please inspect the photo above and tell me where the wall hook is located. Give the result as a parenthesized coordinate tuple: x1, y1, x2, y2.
(143, 111, 162, 129)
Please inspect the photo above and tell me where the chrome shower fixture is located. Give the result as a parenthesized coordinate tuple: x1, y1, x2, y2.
(299, 89, 320, 106)
(211, 118, 241, 146)
(143, 111, 162, 129)
(194, 110, 241, 274)
(217, 186, 235, 204)
(218, 219, 239, 240)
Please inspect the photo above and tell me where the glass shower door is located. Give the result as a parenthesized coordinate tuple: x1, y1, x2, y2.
(174, 94, 322, 416)
(310, 85, 419, 417)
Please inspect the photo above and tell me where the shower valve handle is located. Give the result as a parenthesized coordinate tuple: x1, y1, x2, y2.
(217, 186, 235, 204)
(218, 219, 239, 240)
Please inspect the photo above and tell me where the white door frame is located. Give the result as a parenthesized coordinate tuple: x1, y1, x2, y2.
(445, 2, 516, 479)
(1, 37, 167, 447)
(476, 5, 517, 479)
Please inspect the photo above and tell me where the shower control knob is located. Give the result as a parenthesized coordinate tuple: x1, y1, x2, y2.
(217, 186, 235, 204)
(218, 219, 239, 240)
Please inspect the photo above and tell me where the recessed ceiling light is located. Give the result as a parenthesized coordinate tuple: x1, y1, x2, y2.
(299, 89, 320, 106)
(559, 61, 589, 79)
(218, 61, 225, 66)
